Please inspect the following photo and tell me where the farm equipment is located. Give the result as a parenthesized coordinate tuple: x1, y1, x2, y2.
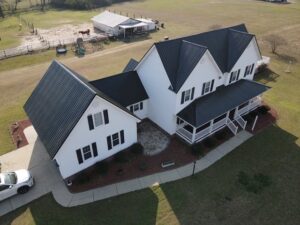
(73, 38, 86, 56)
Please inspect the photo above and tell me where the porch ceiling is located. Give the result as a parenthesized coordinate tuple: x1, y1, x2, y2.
(177, 79, 270, 127)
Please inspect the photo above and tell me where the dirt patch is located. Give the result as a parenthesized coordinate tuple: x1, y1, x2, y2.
(20, 23, 106, 48)
(10, 119, 32, 149)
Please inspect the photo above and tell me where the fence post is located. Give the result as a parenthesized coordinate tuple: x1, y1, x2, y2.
(3, 50, 6, 58)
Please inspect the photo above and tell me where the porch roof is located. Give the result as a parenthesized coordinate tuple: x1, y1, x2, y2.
(177, 79, 270, 127)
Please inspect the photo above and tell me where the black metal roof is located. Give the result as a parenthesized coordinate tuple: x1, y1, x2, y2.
(155, 24, 254, 93)
(89, 71, 148, 107)
(123, 58, 139, 72)
(177, 79, 270, 127)
(24, 60, 96, 158)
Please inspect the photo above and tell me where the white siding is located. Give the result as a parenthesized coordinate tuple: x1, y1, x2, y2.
(225, 38, 261, 85)
(127, 99, 148, 120)
(137, 46, 177, 134)
(54, 96, 138, 179)
(176, 51, 223, 113)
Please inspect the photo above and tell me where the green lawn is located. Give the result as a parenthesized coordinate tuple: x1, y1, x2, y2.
(1, 125, 300, 225)
(0, 0, 299, 223)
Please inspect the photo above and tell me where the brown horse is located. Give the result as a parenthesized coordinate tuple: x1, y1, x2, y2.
(79, 29, 90, 36)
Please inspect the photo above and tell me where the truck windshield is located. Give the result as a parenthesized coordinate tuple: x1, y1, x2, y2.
(3, 172, 17, 184)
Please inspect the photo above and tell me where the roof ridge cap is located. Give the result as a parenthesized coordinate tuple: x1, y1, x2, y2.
(181, 40, 208, 49)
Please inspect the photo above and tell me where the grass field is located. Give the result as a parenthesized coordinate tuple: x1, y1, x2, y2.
(1, 126, 300, 225)
(0, 0, 299, 223)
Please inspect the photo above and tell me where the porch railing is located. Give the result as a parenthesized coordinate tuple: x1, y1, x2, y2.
(237, 97, 261, 116)
(227, 118, 238, 135)
(176, 127, 193, 143)
(212, 117, 227, 131)
(195, 126, 210, 142)
(235, 114, 247, 129)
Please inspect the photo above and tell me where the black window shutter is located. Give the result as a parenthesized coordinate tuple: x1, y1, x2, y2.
(210, 80, 215, 92)
(103, 109, 109, 124)
(130, 106, 133, 112)
(201, 83, 205, 95)
(120, 130, 125, 144)
(229, 72, 233, 83)
(92, 142, 98, 157)
(191, 87, 195, 100)
(244, 67, 248, 77)
(76, 149, 83, 164)
(87, 115, 94, 130)
(140, 102, 143, 110)
(250, 64, 254, 74)
(181, 92, 185, 104)
(237, 69, 240, 80)
(107, 136, 112, 150)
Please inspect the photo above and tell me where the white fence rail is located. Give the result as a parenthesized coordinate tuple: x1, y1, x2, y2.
(235, 114, 247, 130)
(227, 118, 238, 135)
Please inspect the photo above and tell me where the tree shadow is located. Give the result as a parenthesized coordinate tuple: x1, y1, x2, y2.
(275, 53, 298, 64)
(254, 67, 280, 84)
(160, 125, 300, 224)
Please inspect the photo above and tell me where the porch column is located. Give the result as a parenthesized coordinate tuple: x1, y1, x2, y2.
(234, 106, 239, 118)
(209, 120, 214, 133)
(192, 126, 196, 143)
(226, 111, 230, 123)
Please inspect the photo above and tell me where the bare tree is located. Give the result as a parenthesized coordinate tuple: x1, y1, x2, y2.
(0, 0, 5, 18)
(265, 34, 287, 54)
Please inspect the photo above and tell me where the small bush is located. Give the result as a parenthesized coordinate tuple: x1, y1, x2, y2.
(95, 161, 109, 175)
(203, 137, 216, 148)
(258, 105, 270, 115)
(215, 130, 227, 140)
(114, 151, 128, 163)
(77, 172, 90, 185)
(190, 143, 205, 157)
(130, 143, 144, 154)
(138, 162, 148, 171)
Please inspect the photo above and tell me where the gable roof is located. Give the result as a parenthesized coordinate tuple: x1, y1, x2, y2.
(24, 60, 139, 159)
(177, 79, 270, 127)
(123, 58, 139, 72)
(154, 24, 254, 93)
(91, 11, 130, 28)
(24, 61, 96, 158)
(89, 71, 148, 107)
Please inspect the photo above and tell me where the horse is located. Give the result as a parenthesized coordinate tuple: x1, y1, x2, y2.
(79, 29, 90, 36)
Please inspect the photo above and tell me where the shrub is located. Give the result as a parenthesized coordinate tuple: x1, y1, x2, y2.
(258, 105, 270, 115)
(130, 143, 144, 154)
(76, 172, 90, 185)
(138, 162, 148, 171)
(190, 143, 205, 157)
(95, 161, 109, 175)
(203, 137, 216, 148)
(215, 130, 227, 140)
(114, 151, 128, 163)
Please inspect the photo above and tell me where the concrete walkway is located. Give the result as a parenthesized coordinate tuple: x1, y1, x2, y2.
(0, 126, 252, 216)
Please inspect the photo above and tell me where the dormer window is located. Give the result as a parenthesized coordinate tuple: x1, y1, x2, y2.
(201, 79, 215, 96)
(229, 69, 240, 84)
(181, 87, 195, 104)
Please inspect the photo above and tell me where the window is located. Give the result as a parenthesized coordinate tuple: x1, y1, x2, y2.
(244, 64, 255, 77)
(107, 130, 125, 150)
(82, 146, 92, 160)
(0, 185, 10, 192)
(76, 142, 98, 164)
(129, 102, 144, 112)
(196, 122, 210, 133)
(181, 87, 195, 104)
(87, 109, 109, 130)
(94, 112, 103, 127)
(201, 80, 214, 95)
(229, 69, 240, 84)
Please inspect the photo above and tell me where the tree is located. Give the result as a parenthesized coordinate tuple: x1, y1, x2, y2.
(265, 34, 287, 54)
(0, 0, 5, 18)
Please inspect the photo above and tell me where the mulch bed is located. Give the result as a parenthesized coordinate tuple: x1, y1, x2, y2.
(68, 128, 234, 193)
(9, 119, 32, 148)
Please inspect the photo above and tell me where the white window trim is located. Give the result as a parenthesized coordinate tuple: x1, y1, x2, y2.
(203, 81, 212, 94)
(94, 112, 103, 127)
(82, 145, 92, 160)
(182, 88, 194, 103)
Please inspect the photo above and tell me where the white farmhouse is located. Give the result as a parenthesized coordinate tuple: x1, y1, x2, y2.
(24, 24, 269, 179)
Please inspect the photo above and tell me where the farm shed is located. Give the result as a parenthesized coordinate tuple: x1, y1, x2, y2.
(91, 11, 156, 37)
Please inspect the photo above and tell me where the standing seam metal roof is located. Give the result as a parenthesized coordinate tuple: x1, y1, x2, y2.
(155, 24, 254, 93)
